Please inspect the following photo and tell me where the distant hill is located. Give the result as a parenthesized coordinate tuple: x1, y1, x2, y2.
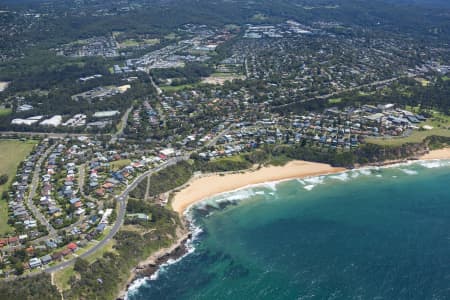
(383, 0, 450, 8)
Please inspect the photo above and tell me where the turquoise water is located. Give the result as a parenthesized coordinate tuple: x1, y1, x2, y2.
(127, 160, 450, 300)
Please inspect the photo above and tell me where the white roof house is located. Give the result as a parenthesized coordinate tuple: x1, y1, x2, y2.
(93, 111, 120, 118)
(11, 116, 43, 126)
(160, 148, 175, 156)
(40, 115, 62, 127)
(29, 257, 42, 268)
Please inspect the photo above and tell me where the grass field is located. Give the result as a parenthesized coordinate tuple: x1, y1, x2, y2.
(118, 38, 159, 49)
(202, 73, 244, 85)
(86, 239, 117, 263)
(251, 13, 268, 21)
(328, 98, 342, 104)
(160, 84, 197, 92)
(415, 77, 430, 86)
(0, 108, 12, 116)
(164, 33, 177, 40)
(110, 159, 131, 171)
(54, 265, 75, 291)
(0, 139, 37, 235)
(366, 128, 450, 146)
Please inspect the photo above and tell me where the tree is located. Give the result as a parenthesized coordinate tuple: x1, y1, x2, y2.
(74, 258, 89, 273)
(0, 174, 8, 185)
(15, 262, 24, 275)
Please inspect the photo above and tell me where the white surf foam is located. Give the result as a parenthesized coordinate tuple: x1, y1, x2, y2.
(350, 171, 360, 179)
(303, 176, 325, 185)
(400, 168, 418, 175)
(125, 277, 149, 299)
(126, 219, 203, 298)
(304, 185, 315, 191)
(329, 172, 349, 181)
(263, 181, 279, 191)
(296, 179, 305, 185)
(358, 168, 372, 176)
(419, 160, 447, 169)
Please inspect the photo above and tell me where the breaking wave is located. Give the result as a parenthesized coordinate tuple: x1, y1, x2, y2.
(329, 173, 350, 181)
(303, 185, 315, 191)
(419, 160, 450, 169)
(399, 168, 418, 175)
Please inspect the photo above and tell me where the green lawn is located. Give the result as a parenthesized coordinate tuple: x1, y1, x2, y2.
(119, 39, 139, 48)
(86, 239, 117, 263)
(251, 13, 268, 21)
(211, 72, 238, 77)
(164, 33, 177, 40)
(366, 112, 450, 146)
(110, 159, 131, 171)
(328, 98, 342, 104)
(160, 84, 197, 92)
(0, 139, 37, 235)
(366, 128, 450, 146)
(0, 108, 12, 116)
(54, 266, 75, 291)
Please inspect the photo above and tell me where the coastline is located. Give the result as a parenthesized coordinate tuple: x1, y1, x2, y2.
(172, 148, 450, 216)
(171, 160, 346, 215)
(117, 227, 191, 300)
(419, 148, 450, 160)
(120, 147, 450, 299)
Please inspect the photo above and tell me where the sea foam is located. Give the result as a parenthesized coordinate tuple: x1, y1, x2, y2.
(263, 181, 279, 191)
(126, 277, 149, 299)
(358, 168, 372, 176)
(329, 173, 350, 181)
(419, 160, 449, 169)
(303, 185, 315, 191)
(400, 168, 418, 175)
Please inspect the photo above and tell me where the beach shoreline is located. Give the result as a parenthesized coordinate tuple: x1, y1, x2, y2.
(171, 148, 450, 216)
(419, 148, 450, 160)
(171, 160, 346, 215)
(119, 147, 450, 299)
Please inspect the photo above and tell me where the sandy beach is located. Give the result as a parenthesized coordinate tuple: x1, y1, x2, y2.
(420, 148, 450, 160)
(172, 148, 450, 215)
(171, 160, 345, 215)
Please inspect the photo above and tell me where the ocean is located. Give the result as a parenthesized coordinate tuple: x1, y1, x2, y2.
(127, 160, 450, 300)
